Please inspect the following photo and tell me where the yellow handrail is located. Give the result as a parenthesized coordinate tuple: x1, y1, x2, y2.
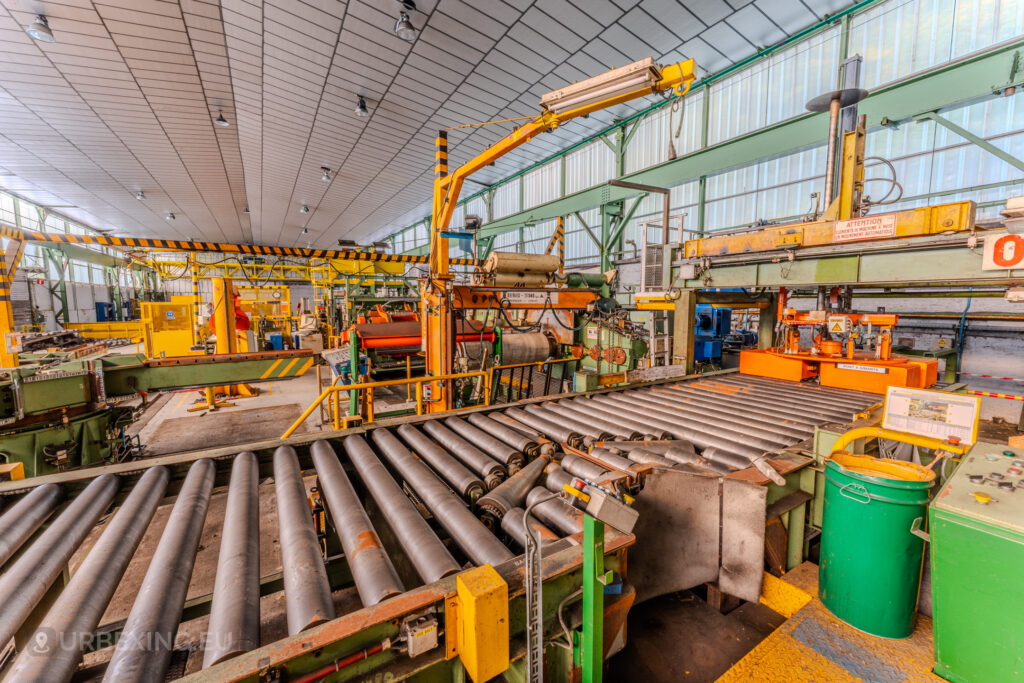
(282, 370, 492, 438)
(829, 426, 970, 457)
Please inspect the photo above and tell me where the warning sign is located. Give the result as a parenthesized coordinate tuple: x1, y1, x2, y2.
(981, 233, 1024, 271)
(833, 214, 897, 242)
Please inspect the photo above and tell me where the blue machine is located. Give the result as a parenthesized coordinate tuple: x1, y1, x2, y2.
(694, 304, 729, 363)
(95, 302, 115, 322)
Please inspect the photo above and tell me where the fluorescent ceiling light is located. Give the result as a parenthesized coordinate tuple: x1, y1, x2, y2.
(540, 58, 661, 115)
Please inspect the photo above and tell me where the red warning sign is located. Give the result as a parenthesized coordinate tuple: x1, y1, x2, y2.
(833, 214, 898, 242)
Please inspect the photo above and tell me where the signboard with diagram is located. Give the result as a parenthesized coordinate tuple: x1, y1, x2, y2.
(882, 386, 980, 445)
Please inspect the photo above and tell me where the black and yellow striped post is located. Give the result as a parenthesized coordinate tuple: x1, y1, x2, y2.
(543, 217, 566, 273)
(190, 255, 201, 345)
(0, 247, 17, 367)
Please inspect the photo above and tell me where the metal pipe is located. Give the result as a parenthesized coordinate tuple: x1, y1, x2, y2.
(371, 429, 514, 566)
(594, 393, 788, 454)
(311, 440, 404, 607)
(0, 475, 119, 649)
(543, 465, 574, 495)
(491, 411, 550, 440)
(662, 384, 833, 427)
(396, 424, 484, 500)
(0, 482, 62, 568)
(622, 449, 680, 468)
(422, 420, 506, 489)
(526, 487, 583, 535)
(7, 468, 168, 683)
(632, 388, 812, 439)
(584, 398, 736, 456)
(273, 447, 335, 636)
(445, 415, 525, 472)
(562, 397, 671, 439)
(589, 448, 643, 472)
(467, 412, 540, 457)
(505, 407, 583, 447)
(476, 455, 550, 527)
(622, 389, 807, 444)
(548, 401, 641, 440)
(343, 435, 459, 583)
(103, 459, 215, 682)
(823, 95, 841, 206)
(501, 507, 559, 548)
(560, 453, 612, 481)
(204, 452, 260, 668)
(526, 403, 615, 441)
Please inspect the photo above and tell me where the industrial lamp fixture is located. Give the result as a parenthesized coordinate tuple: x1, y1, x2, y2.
(135, 191, 146, 201)
(355, 96, 369, 117)
(394, 2, 417, 41)
(214, 112, 229, 127)
(338, 239, 357, 248)
(300, 204, 310, 214)
(26, 15, 55, 43)
(540, 57, 664, 115)
(166, 212, 175, 220)
(321, 166, 332, 182)
(301, 227, 309, 234)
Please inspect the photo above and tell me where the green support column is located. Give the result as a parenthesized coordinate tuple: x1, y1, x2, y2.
(581, 515, 606, 683)
(349, 333, 360, 417)
(672, 289, 697, 372)
(758, 295, 778, 349)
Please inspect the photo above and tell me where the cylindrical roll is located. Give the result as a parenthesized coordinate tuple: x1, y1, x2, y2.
(624, 449, 679, 468)
(525, 404, 613, 441)
(0, 483, 63, 568)
(396, 424, 484, 500)
(343, 435, 460, 583)
(490, 272, 550, 287)
(204, 453, 261, 668)
(372, 429, 514, 567)
(499, 332, 555, 365)
(468, 413, 541, 457)
(483, 251, 560, 275)
(565, 398, 672, 440)
(560, 453, 612, 482)
(103, 460, 215, 682)
(7, 468, 168, 683)
(311, 440, 404, 607)
(526, 487, 584, 535)
(501, 507, 559, 548)
(551, 401, 640, 440)
(445, 415, 525, 472)
(543, 465, 574, 495)
(422, 421, 506, 489)
(588, 448, 641, 472)
(476, 455, 549, 527)
(0, 475, 119, 648)
(505, 407, 581, 447)
(273, 447, 335, 636)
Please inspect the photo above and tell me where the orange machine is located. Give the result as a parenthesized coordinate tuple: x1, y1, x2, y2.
(739, 288, 937, 394)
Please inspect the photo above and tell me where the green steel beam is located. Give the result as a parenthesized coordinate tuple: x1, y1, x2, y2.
(917, 111, 1024, 174)
(475, 39, 1024, 239)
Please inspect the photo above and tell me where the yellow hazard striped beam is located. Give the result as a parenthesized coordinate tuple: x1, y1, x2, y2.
(0, 223, 477, 267)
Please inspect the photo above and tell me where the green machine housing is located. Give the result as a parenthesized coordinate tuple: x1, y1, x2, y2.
(929, 441, 1024, 682)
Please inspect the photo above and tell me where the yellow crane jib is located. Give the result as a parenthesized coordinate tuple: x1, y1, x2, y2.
(424, 58, 697, 413)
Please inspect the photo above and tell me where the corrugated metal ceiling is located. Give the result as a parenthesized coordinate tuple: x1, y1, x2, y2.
(0, 0, 851, 246)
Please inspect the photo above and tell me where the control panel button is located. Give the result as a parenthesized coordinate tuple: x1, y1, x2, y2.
(997, 481, 1015, 492)
(968, 474, 985, 484)
(973, 491, 993, 505)
(1014, 459, 1024, 468)
(1004, 450, 1017, 458)
(1009, 466, 1023, 476)
(989, 472, 1005, 480)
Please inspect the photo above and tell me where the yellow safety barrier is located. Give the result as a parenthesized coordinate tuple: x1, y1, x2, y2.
(281, 370, 492, 438)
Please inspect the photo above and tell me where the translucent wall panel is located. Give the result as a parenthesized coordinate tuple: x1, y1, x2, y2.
(465, 195, 488, 222)
(523, 161, 560, 209)
(765, 28, 840, 126)
(624, 90, 704, 174)
(564, 208, 601, 263)
(850, 0, 1023, 90)
(564, 141, 614, 194)
(491, 178, 520, 220)
(620, 181, 700, 247)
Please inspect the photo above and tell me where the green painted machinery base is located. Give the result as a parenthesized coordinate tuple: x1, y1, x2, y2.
(0, 409, 119, 478)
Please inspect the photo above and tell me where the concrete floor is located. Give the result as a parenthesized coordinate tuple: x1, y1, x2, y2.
(131, 371, 328, 457)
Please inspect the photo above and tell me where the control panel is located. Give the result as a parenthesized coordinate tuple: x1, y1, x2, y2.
(932, 442, 1024, 531)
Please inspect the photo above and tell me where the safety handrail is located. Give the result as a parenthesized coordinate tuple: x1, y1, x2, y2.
(281, 370, 492, 438)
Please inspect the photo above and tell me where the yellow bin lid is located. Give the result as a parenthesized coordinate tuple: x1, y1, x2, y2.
(830, 453, 936, 483)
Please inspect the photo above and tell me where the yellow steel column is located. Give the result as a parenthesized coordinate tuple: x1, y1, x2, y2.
(0, 250, 18, 368)
(425, 130, 454, 412)
(190, 256, 201, 345)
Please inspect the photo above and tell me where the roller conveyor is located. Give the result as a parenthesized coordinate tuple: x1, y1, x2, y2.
(0, 372, 877, 681)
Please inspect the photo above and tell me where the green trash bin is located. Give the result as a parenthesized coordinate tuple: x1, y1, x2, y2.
(819, 453, 935, 639)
